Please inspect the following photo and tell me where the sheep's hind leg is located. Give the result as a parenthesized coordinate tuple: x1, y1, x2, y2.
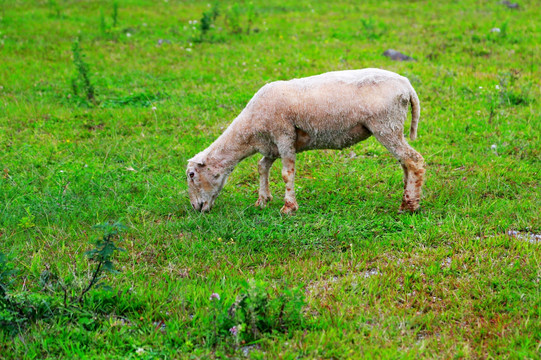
(373, 132, 425, 212)
(255, 156, 276, 208)
(398, 153, 425, 212)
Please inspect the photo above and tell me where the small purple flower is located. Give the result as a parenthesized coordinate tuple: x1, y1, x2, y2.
(229, 326, 238, 336)
(209, 293, 220, 301)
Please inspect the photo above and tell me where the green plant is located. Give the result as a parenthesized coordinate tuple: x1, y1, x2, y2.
(71, 39, 96, 105)
(112, 1, 118, 28)
(48, 0, 61, 18)
(498, 70, 533, 106)
(359, 17, 387, 40)
(0, 253, 16, 299)
(225, 2, 257, 35)
(79, 221, 126, 303)
(225, 3, 242, 34)
(244, 2, 257, 35)
(17, 208, 35, 229)
(201, 280, 305, 348)
(98, 2, 118, 38)
(499, 20, 508, 38)
(200, 3, 219, 40)
(233, 280, 304, 340)
(99, 9, 107, 37)
(0, 222, 128, 335)
(0, 254, 59, 334)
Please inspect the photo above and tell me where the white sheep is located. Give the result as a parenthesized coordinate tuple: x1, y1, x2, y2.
(187, 68, 425, 214)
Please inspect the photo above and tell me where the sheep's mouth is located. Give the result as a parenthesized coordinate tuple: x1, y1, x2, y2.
(201, 194, 220, 212)
(192, 201, 205, 212)
(192, 201, 212, 212)
(200, 202, 212, 212)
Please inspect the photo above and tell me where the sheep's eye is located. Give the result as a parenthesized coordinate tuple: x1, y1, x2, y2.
(189, 172, 195, 179)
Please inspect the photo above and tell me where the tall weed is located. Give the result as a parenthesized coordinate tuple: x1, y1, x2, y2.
(71, 39, 96, 105)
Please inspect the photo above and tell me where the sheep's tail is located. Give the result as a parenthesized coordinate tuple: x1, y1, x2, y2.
(409, 86, 420, 141)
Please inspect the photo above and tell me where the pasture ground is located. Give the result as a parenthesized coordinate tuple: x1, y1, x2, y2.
(0, 0, 540, 358)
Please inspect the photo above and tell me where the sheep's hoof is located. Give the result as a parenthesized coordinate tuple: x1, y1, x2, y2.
(255, 194, 273, 208)
(280, 201, 299, 215)
(399, 197, 420, 213)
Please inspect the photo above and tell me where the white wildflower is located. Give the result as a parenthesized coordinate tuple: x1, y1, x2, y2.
(440, 257, 452, 268)
(363, 269, 379, 278)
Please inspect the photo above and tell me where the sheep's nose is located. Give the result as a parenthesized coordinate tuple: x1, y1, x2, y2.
(192, 202, 204, 212)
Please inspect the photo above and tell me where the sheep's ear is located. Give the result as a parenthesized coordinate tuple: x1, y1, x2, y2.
(188, 154, 206, 166)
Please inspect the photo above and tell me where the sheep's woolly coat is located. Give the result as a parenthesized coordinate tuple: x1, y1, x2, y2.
(187, 68, 425, 214)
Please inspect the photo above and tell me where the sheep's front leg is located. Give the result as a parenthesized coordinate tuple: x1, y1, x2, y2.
(255, 156, 275, 208)
(280, 153, 298, 214)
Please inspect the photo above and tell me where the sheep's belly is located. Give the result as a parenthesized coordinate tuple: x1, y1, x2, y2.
(295, 123, 371, 152)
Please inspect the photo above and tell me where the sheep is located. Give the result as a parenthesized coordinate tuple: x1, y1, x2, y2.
(186, 68, 425, 214)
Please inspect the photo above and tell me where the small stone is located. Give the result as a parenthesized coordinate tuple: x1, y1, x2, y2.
(383, 49, 414, 61)
(500, 0, 519, 9)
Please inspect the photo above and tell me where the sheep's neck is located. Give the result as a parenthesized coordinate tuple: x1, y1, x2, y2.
(206, 121, 256, 173)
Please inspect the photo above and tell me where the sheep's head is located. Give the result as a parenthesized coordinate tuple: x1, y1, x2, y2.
(186, 154, 228, 212)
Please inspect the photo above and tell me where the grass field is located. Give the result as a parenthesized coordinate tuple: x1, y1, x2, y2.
(1, 0, 540, 358)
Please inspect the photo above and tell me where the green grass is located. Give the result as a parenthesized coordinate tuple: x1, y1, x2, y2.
(1, 0, 540, 358)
